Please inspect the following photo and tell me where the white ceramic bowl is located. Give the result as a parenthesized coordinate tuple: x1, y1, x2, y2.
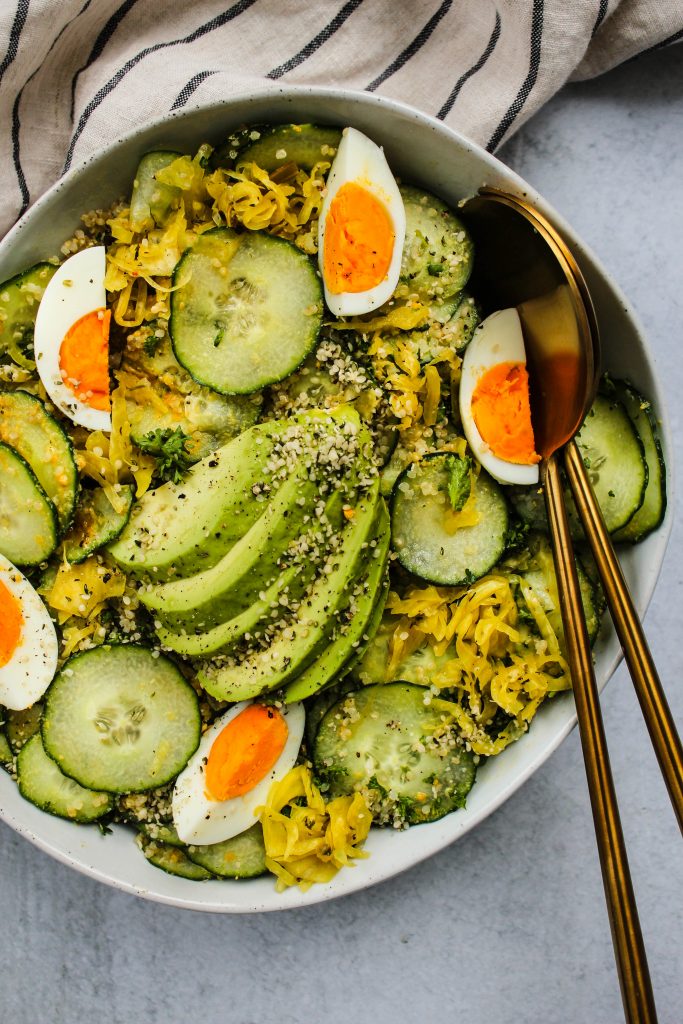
(0, 87, 672, 913)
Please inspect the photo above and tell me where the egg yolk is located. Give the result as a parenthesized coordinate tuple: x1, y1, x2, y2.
(59, 308, 111, 411)
(205, 704, 288, 802)
(0, 580, 23, 668)
(472, 361, 540, 465)
(323, 181, 394, 294)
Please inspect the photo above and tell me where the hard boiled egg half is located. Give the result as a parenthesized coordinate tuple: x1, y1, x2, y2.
(318, 127, 405, 316)
(35, 246, 111, 431)
(459, 307, 541, 485)
(173, 700, 305, 845)
(0, 554, 58, 711)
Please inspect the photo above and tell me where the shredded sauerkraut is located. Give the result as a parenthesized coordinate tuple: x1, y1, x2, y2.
(259, 765, 372, 891)
(385, 573, 570, 756)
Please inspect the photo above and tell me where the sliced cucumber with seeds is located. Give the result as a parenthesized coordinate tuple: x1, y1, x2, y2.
(6, 702, 43, 753)
(138, 821, 184, 847)
(575, 393, 647, 533)
(170, 228, 322, 395)
(0, 263, 57, 366)
(137, 835, 213, 880)
(18, 733, 113, 823)
(284, 511, 390, 703)
(399, 186, 474, 306)
(129, 151, 182, 232)
(187, 824, 267, 879)
(314, 683, 477, 825)
(611, 381, 666, 543)
(0, 442, 58, 565)
(233, 123, 341, 172)
(0, 729, 12, 765)
(42, 645, 200, 793)
(391, 454, 508, 585)
(353, 616, 452, 687)
(0, 390, 78, 533)
(63, 485, 134, 564)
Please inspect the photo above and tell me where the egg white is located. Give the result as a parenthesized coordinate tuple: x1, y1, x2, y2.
(318, 127, 405, 317)
(0, 554, 58, 711)
(459, 307, 540, 486)
(172, 700, 305, 846)
(34, 246, 111, 432)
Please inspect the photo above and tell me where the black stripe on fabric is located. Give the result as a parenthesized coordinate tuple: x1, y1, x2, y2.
(13, 0, 93, 219)
(267, 0, 363, 79)
(366, 0, 452, 92)
(69, 0, 140, 120)
(592, 0, 609, 36)
(0, 0, 30, 90)
(170, 70, 219, 111)
(486, 0, 544, 151)
(436, 9, 501, 120)
(635, 26, 683, 57)
(64, 0, 258, 173)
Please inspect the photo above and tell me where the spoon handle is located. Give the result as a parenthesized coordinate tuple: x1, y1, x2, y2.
(542, 453, 657, 1024)
(564, 440, 683, 833)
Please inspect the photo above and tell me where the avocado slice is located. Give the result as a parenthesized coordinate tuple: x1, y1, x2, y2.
(198, 480, 382, 702)
(139, 462, 320, 631)
(107, 420, 292, 579)
(284, 507, 390, 703)
(154, 492, 344, 657)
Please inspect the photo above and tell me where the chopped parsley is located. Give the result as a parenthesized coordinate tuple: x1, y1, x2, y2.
(137, 427, 192, 484)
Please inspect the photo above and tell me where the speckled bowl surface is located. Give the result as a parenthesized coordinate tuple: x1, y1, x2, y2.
(0, 87, 672, 913)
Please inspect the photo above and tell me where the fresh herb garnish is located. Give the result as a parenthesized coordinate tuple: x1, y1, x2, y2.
(137, 427, 192, 484)
(445, 454, 472, 512)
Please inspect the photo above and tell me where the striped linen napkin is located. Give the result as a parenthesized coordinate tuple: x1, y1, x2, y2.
(0, 0, 681, 237)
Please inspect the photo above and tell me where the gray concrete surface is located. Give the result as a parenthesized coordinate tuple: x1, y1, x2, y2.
(1, 43, 682, 1024)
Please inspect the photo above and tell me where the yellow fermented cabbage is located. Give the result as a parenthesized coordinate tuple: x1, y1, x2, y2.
(385, 573, 570, 755)
(259, 765, 372, 892)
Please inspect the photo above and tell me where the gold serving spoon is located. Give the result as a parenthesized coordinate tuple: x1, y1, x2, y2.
(461, 187, 683, 1024)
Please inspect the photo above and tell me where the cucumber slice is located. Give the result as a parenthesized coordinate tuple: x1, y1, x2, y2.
(0, 729, 13, 765)
(129, 151, 182, 232)
(199, 482, 382, 702)
(233, 123, 341, 172)
(391, 455, 508, 585)
(399, 186, 474, 306)
(0, 263, 57, 365)
(522, 557, 601, 647)
(314, 683, 477, 825)
(17, 733, 113, 823)
(186, 824, 267, 879)
(284, 511, 390, 703)
(509, 483, 584, 543)
(0, 442, 58, 565)
(575, 393, 647, 533)
(63, 485, 134, 563)
(170, 228, 322, 395)
(611, 382, 666, 543)
(304, 678, 359, 752)
(137, 835, 213, 880)
(353, 616, 452, 687)
(6, 702, 43, 753)
(42, 645, 201, 793)
(403, 293, 481, 362)
(0, 390, 78, 533)
(138, 821, 183, 846)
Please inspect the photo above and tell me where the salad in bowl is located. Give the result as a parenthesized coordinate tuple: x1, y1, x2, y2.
(0, 114, 667, 900)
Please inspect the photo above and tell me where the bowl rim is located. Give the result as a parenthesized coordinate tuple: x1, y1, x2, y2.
(0, 84, 674, 914)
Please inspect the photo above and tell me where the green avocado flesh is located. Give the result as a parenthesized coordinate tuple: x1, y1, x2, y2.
(113, 409, 388, 703)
